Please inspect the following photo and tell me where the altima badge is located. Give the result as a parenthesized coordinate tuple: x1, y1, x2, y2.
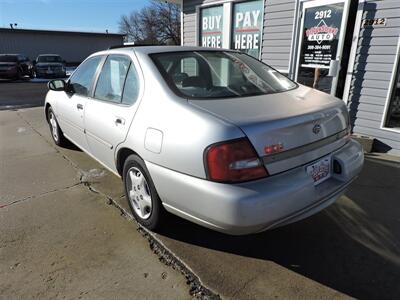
(312, 124, 321, 134)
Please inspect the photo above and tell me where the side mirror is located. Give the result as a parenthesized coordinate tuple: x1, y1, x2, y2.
(48, 79, 66, 91)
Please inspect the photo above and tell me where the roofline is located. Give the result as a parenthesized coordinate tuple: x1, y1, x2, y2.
(157, 0, 181, 4)
(0, 27, 124, 37)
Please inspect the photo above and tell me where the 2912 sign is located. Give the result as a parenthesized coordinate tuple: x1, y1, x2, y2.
(363, 18, 386, 27)
(315, 9, 331, 19)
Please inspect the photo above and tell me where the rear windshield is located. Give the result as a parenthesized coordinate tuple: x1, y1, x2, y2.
(37, 56, 62, 63)
(150, 51, 297, 99)
(0, 55, 17, 62)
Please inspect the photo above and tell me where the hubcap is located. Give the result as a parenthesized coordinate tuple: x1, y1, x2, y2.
(126, 167, 152, 220)
(49, 112, 58, 141)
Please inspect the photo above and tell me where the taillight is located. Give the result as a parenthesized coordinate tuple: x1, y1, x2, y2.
(205, 138, 268, 183)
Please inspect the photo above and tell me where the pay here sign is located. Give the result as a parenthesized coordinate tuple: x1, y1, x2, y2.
(232, 0, 263, 58)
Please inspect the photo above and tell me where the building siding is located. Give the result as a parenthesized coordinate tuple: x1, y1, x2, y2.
(348, 0, 400, 155)
(261, 0, 296, 71)
(183, 0, 207, 46)
(0, 29, 123, 64)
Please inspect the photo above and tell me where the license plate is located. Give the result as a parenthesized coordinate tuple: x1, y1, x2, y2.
(306, 157, 331, 185)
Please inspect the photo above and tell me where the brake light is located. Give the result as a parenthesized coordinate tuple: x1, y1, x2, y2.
(205, 138, 268, 183)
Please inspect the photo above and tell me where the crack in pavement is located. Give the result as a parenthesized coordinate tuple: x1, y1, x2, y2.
(0, 182, 81, 209)
(138, 227, 221, 299)
(14, 109, 221, 299)
(230, 274, 260, 299)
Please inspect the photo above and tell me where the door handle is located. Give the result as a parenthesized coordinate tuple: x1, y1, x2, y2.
(115, 117, 125, 125)
(77, 103, 83, 110)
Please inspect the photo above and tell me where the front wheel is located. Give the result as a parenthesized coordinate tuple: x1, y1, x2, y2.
(123, 154, 166, 231)
(47, 107, 68, 147)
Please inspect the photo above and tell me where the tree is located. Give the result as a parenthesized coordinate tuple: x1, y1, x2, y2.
(119, 0, 181, 45)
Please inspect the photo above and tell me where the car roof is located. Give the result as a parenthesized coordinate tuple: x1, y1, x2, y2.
(38, 54, 61, 57)
(97, 46, 238, 56)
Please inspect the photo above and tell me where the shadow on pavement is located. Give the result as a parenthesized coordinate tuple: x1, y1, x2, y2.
(157, 159, 400, 299)
(63, 140, 82, 151)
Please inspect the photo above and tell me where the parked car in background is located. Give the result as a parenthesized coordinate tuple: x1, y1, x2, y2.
(0, 54, 34, 80)
(44, 46, 364, 235)
(34, 54, 66, 78)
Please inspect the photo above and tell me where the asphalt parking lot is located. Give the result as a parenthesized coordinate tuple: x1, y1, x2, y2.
(0, 78, 48, 110)
(1, 81, 400, 299)
(0, 68, 74, 110)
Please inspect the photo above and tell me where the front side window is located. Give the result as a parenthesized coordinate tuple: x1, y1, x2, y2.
(151, 51, 297, 99)
(38, 55, 63, 63)
(94, 55, 131, 103)
(385, 56, 400, 129)
(0, 55, 17, 62)
(69, 56, 103, 97)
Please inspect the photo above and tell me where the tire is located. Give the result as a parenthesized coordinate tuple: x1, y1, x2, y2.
(47, 107, 68, 147)
(123, 154, 166, 231)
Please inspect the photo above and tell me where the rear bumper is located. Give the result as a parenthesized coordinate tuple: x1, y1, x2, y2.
(147, 139, 364, 235)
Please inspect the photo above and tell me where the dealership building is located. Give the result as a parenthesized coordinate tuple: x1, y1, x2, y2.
(170, 0, 400, 155)
(0, 28, 124, 65)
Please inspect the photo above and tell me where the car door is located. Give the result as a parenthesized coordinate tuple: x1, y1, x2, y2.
(56, 55, 104, 152)
(84, 54, 142, 172)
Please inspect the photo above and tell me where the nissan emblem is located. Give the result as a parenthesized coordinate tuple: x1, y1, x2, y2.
(312, 124, 321, 134)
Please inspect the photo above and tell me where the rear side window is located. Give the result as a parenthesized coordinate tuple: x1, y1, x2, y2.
(69, 56, 103, 97)
(94, 55, 131, 103)
(122, 64, 140, 105)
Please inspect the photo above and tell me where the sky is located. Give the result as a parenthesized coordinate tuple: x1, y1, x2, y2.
(0, 0, 150, 33)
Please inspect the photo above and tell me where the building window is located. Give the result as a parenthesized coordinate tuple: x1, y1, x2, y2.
(385, 54, 400, 129)
(231, 0, 264, 58)
(200, 5, 224, 48)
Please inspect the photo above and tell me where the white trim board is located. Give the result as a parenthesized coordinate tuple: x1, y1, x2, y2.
(342, 0, 365, 104)
(380, 35, 400, 134)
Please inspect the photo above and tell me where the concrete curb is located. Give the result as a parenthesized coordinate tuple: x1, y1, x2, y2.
(91, 186, 221, 300)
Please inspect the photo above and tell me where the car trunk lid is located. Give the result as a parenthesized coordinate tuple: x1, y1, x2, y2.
(189, 85, 349, 174)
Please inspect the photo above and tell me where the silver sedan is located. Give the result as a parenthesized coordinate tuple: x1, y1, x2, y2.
(44, 46, 364, 235)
